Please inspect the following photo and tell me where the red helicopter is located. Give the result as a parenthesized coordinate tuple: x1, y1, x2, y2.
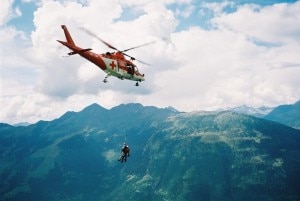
(57, 25, 152, 86)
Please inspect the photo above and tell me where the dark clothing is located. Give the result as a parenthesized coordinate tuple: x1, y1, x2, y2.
(119, 145, 130, 163)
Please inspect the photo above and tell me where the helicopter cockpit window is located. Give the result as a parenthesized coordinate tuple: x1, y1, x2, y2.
(127, 63, 134, 75)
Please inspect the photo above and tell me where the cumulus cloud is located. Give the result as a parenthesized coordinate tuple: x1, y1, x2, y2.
(0, 1, 38, 124)
(211, 2, 300, 43)
(138, 1, 300, 111)
(0, 0, 17, 25)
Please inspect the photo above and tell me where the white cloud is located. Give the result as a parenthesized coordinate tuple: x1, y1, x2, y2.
(0, 92, 104, 124)
(137, 1, 300, 111)
(202, 0, 235, 16)
(175, 4, 195, 18)
(0, 0, 14, 25)
(211, 2, 300, 44)
(0, 16, 38, 124)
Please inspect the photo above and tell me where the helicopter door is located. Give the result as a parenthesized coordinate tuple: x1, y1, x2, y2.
(104, 58, 119, 72)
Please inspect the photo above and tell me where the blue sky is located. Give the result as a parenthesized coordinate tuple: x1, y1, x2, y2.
(8, 0, 36, 33)
(1, 0, 300, 124)
(8, 0, 299, 34)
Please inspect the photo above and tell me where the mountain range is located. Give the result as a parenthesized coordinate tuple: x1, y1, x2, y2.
(1, 103, 300, 201)
(228, 105, 274, 118)
(228, 100, 300, 129)
(264, 100, 300, 129)
(12, 100, 300, 130)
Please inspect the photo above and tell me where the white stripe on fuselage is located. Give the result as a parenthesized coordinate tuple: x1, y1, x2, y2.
(102, 57, 127, 79)
(102, 57, 144, 81)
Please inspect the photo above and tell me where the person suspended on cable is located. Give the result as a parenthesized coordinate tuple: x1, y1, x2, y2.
(118, 143, 130, 163)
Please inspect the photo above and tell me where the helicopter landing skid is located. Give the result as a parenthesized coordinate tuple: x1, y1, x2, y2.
(103, 74, 109, 83)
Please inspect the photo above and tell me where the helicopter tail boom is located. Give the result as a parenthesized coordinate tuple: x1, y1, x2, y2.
(58, 25, 93, 55)
(60, 25, 75, 46)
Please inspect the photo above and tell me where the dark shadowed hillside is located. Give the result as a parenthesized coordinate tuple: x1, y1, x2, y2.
(1, 103, 300, 201)
(264, 100, 300, 129)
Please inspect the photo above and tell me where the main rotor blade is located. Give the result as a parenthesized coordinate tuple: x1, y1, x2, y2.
(136, 58, 151, 66)
(122, 52, 151, 66)
(121, 41, 156, 53)
(80, 27, 151, 65)
(80, 27, 119, 51)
